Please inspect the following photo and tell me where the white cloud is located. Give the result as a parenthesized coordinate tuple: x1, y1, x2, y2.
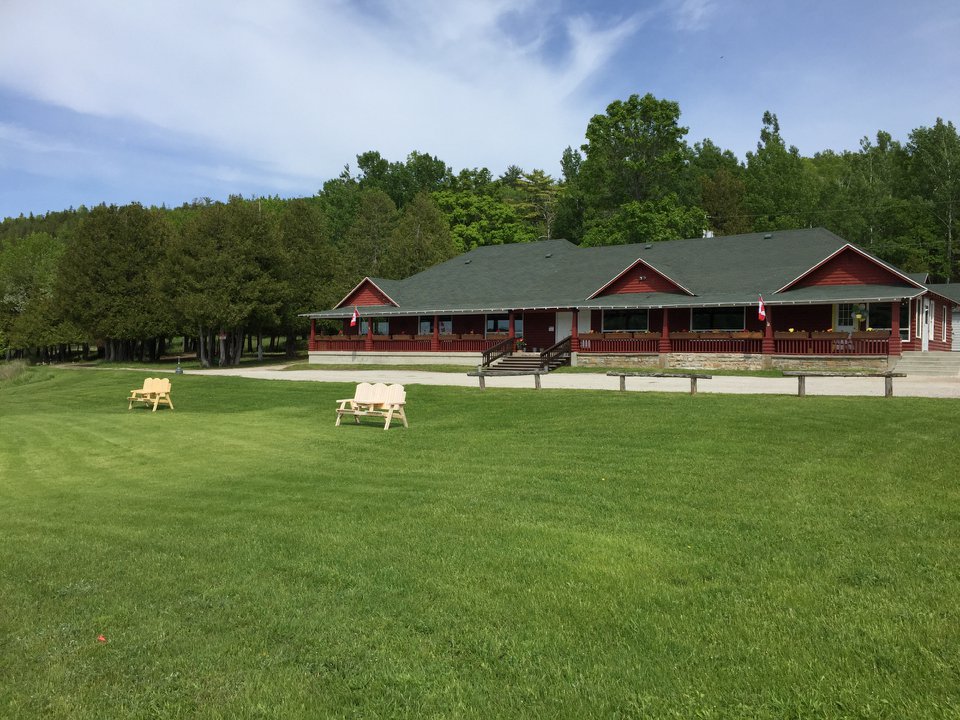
(0, 0, 645, 188)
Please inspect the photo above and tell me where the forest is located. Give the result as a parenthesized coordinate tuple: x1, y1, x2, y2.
(1, 93, 958, 364)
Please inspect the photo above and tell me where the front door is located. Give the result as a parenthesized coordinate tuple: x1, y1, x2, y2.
(555, 311, 592, 344)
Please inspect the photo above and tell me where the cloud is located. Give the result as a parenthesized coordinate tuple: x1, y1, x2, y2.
(0, 0, 645, 191)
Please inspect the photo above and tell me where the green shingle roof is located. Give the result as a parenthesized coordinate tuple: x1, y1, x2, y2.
(305, 228, 928, 318)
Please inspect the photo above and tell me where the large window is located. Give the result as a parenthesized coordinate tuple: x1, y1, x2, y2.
(485, 313, 522, 336)
(867, 302, 910, 340)
(691, 307, 745, 331)
(602, 309, 648, 332)
(419, 315, 452, 335)
(359, 317, 389, 335)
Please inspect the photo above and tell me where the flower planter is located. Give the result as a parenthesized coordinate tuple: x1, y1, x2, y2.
(734, 331, 764, 339)
(774, 331, 807, 339)
(669, 332, 698, 339)
(439, 334, 460, 341)
(811, 332, 843, 339)
(391, 334, 413, 340)
(633, 332, 660, 339)
(852, 330, 890, 339)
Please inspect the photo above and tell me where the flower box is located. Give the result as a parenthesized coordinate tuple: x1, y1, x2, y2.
(439, 334, 460, 341)
(414, 335, 433, 341)
(633, 331, 660, 339)
(734, 331, 764, 339)
(669, 332, 698, 339)
(774, 331, 807, 339)
(811, 331, 842, 339)
(852, 330, 890, 339)
(604, 332, 633, 339)
(391, 334, 413, 340)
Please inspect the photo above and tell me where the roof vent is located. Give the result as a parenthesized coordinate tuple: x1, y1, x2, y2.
(545, 253, 553, 258)
(764, 233, 773, 239)
(464, 259, 471, 264)
(644, 244, 652, 249)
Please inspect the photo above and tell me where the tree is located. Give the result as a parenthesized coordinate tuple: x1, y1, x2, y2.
(579, 93, 691, 210)
(743, 112, 819, 230)
(580, 195, 707, 247)
(432, 189, 537, 251)
(907, 118, 960, 280)
(381, 193, 455, 279)
(513, 170, 560, 240)
(340, 189, 398, 284)
(690, 139, 750, 235)
(56, 204, 174, 361)
(166, 197, 281, 366)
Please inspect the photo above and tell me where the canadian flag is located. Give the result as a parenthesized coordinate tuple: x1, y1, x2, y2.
(758, 295, 766, 322)
(350, 307, 359, 327)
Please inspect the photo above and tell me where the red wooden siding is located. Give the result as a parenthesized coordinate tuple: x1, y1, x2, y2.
(597, 262, 686, 296)
(794, 248, 910, 288)
(340, 280, 394, 308)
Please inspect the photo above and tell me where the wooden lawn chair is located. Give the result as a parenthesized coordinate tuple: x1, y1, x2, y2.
(335, 382, 408, 430)
(128, 377, 174, 412)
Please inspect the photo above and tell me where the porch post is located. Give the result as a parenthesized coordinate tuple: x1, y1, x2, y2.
(762, 308, 774, 355)
(658, 309, 671, 353)
(365, 317, 373, 351)
(431, 314, 440, 352)
(508, 311, 516, 338)
(570, 309, 580, 352)
(889, 301, 902, 356)
(309, 318, 316, 350)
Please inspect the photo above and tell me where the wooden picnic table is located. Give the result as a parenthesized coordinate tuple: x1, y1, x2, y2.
(781, 370, 906, 397)
(606, 371, 712, 395)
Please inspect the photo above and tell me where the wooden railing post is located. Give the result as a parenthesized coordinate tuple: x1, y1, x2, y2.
(762, 309, 774, 355)
(509, 311, 516, 339)
(365, 319, 374, 351)
(889, 301, 902, 356)
(309, 318, 316, 351)
(431, 314, 440, 352)
(658, 310, 671, 354)
(571, 309, 580, 352)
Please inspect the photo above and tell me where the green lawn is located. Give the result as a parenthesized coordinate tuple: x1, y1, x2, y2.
(1, 368, 958, 719)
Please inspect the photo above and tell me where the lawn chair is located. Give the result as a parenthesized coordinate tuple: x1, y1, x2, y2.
(128, 377, 174, 412)
(335, 382, 408, 430)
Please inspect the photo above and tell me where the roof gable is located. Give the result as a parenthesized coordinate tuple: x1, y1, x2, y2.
(336, 278, 399, 309)
(590, 258, 693, 298)
(779, 245, 922, 293)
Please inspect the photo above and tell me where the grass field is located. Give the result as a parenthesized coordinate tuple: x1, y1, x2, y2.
(1, 367, 958, 719)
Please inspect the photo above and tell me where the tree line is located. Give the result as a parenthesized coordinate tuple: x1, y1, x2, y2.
(2, 93, 958, 364)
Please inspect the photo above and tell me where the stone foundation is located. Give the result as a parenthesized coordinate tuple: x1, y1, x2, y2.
(575, 352, 893, 372)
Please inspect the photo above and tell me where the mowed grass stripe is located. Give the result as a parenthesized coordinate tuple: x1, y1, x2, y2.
(0, 368, 958, 718)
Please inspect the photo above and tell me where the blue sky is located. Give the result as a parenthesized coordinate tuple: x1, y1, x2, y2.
(1, 0, 958, 220)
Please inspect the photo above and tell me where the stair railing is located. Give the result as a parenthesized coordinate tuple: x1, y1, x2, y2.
(481, 336, 518, 368)
(539, 336, 572, 371)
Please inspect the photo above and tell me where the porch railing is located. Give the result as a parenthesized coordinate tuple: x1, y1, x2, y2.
(577, 337, 659, 353)
(669, 337, 764, 354)
(482, 336, 517, 367)
(540, 336, 572, 370)
(310, 336, 500, 353)
(775, 336, 889, 356)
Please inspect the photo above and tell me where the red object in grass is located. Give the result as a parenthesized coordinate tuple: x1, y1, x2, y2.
(97, 634, 107, 643)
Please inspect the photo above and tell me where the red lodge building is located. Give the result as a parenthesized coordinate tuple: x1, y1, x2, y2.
(303, 228, 959, 371)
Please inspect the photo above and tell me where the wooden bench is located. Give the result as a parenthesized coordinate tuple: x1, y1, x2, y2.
(607, 371, 713, 395)
(467, 370, 544, 390)
(781, 371, 906, 397)
(128, 377, 174, 412)
(335, 382, 408, 430)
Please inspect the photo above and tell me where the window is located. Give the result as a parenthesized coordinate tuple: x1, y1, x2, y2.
(867, 302, 910, 341)
(485, 313, 522, 336)
(602, 309, 648, 332)
(359, 317, 389, 335)
(419, 315, 452, 335)
(691, 307, 745, 331)
(837, 303, 854, 328)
